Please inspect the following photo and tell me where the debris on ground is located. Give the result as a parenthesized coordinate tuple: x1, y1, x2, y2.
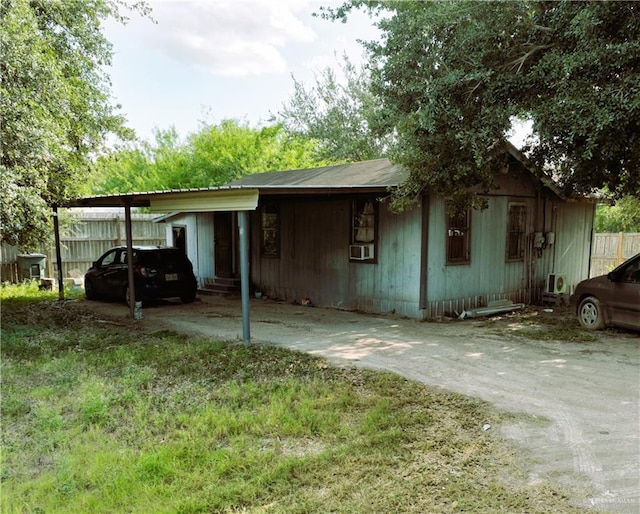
(458, 299, 525, 320)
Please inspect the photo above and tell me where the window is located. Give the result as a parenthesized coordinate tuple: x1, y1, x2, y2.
(261, 203, 280, 257)
(100, 249, 118, 267)
(506, 204, 527, 261)
(446, 209, 470, 264)
(350, 199, 376, 261)
(620, 256, 640, 282)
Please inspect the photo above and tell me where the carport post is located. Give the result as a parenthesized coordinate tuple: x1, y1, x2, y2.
(52, 204, 64, 301)
(124, 198, 136, 319)
(238, 210, 251, 343)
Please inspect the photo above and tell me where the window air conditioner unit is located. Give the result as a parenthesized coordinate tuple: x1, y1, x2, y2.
(350, 244, 374, 260)
(547, 273, 568, 294)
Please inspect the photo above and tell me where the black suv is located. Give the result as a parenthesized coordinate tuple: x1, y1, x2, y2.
(84, 246, 198, 304)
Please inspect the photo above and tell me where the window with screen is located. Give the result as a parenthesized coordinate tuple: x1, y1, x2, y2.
(261, 203, 280, 257)
(506, 203, 527, 261)
(446, 209, 470, 264)
(350, 200, 376, 261)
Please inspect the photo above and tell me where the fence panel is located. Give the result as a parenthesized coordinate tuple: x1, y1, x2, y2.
(1, 212, 167, 283)
(590, 233, 640, 277)
(0, 244, 20, 282)
(53, 213, 167, 278)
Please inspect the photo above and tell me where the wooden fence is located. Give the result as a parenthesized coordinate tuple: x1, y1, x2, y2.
(590, 232, 640, 277)
(1, 211, 167, 282)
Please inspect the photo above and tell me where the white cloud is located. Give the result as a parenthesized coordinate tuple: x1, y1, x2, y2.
(142, 0, 317, 77)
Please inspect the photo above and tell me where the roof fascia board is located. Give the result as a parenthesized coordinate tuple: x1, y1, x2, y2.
(503, 141, 566, 200)
(256, 186, 394, 196)
(148, 189, 259, 213)
(65, 196, 152, 208)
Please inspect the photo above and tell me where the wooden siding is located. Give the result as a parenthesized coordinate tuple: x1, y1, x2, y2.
(537, 201, 594, 295)
(424, 195, 536, 318)
(249, 192, 593, 320)
(196, 212, 216, 286)
(250, 197, 423, 317)
(160, 212, 215, 288)
(1, 244, 21, 282)
(424, 195, 595, 317)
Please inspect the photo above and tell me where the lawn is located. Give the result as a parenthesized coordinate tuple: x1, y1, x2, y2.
(1, 284, 583, 513)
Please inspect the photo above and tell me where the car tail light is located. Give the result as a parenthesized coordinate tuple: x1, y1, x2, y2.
(135, 266, 148, 277)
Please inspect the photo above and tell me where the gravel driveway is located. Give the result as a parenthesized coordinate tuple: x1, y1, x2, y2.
(89, 295, 640, 512)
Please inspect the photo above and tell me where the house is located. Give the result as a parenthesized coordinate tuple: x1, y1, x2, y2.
(157, 143, 595, 319)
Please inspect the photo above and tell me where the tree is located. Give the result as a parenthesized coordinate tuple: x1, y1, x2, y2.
(93, 120, 326, 194)
(325, 1, 640, 212)
(594, 196, 640, 233)
(0, 0, 149, 250)
(274, 54, 391, 162)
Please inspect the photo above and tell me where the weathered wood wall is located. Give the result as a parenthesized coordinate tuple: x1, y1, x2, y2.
(539, 201, 595, 289)
(425, 195, 536, 318)
(159, 212, 216, 288)
(423, 165, 595, 318)
(250, 197, 423, 318)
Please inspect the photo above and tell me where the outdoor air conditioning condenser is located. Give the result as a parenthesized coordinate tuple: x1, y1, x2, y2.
(547, 273, 568, 294)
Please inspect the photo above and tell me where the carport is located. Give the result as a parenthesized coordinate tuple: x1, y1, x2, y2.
(55, 186, 259, 342)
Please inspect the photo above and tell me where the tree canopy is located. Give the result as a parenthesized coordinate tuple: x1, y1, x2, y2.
(274, 54, 391, 162)
(594, 196, 640, 233)
(92, 120, 326, 194)
(1, 0, 148, 250)
(325, 0, 640, 211)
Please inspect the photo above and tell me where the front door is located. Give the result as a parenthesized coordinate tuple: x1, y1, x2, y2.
(172, 225, 186, 254)
(214, 212, 233, 278)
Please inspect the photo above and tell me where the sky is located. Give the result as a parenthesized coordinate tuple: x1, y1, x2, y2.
(104, 0, 381, 143)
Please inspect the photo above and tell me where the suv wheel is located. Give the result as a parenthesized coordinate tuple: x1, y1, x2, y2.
(578, 296, 604, 330)
(85, 279, 96, 300)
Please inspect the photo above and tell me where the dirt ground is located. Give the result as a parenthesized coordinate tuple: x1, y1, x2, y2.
(86, 294, 639, 513)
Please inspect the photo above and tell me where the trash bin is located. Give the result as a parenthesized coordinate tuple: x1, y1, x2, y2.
(17, 253, 47, 281)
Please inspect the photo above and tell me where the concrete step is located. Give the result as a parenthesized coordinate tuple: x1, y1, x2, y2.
(199, 277, 241, 296)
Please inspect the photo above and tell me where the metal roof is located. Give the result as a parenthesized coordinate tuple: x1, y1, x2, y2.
(64, 151, 573, 210)
(64, 159, 406, 209)
(228, 158, 408, 190)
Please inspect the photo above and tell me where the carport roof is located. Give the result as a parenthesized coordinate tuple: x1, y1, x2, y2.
(63, 158, 408, 210)
(64, 187, 260, 212)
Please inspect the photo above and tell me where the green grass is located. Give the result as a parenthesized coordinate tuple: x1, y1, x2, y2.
(1, 298, 585, 513)
(1, 280, 85, 305)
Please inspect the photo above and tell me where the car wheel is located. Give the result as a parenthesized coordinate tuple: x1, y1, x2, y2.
(85, 279, 96, 300)
(578, 296, 605, 330)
